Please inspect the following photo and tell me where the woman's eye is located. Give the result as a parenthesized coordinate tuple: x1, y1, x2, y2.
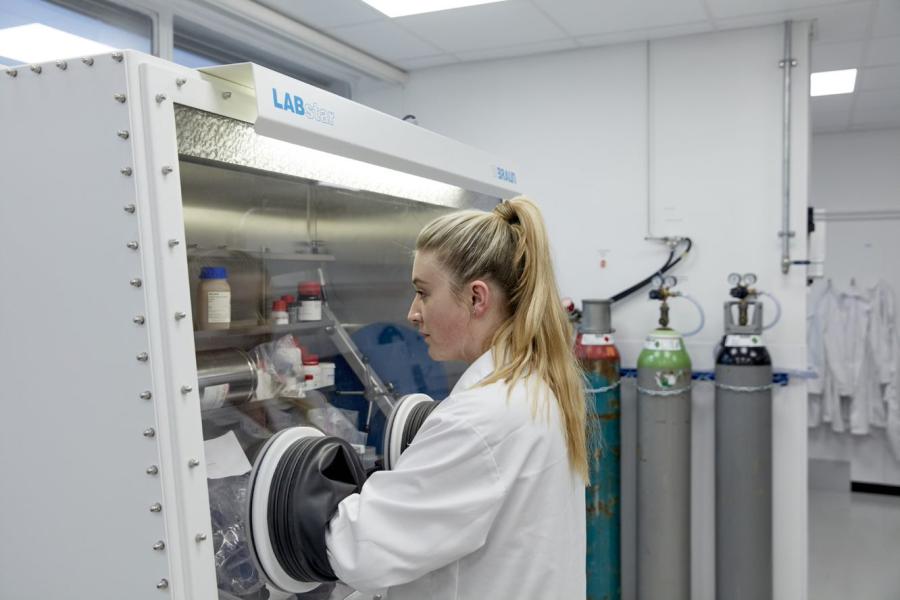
(415, 290, 427, 298)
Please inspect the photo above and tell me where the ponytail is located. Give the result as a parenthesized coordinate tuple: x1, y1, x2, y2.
(416, 197, 588, 482)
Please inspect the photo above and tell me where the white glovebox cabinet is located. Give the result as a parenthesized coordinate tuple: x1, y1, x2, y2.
(0, 51, 518, 600)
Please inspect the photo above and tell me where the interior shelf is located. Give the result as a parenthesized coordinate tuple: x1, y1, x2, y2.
(194, 320, 333, 350)
(187, 247, 335, 262)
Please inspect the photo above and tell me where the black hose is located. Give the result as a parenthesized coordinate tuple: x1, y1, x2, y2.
(610, 238, 693, 303)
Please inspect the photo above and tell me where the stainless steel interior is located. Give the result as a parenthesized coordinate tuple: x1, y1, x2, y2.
(175, 105, 500, 598)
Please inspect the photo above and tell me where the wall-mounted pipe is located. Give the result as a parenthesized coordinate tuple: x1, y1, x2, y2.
(779, 21, 798, 274)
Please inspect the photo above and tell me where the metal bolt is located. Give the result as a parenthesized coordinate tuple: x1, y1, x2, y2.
(117, 130, 130, 140)
(56, 60, 67, 70)
(152, 540, 165, 550)
(114, 93, 126, 103)
(146, 465, 159, 475)
(127, 241, 139, 250)
(222, 91, 232, 99)
(168, 239, 180, 248)
(30, 65, 42, 74)
(175, 77, 187, 87)
(181, 385, 193, 394)
(161, 166, 173, 175)
(155, 93, 167, 103)
(174, 311, 186, 321)
(195, 532, 207, 542)
(149, 503, 162, 513)
(124, 204, 136, 214)
(188, 458, 200, 468)
(143, 427, 155, 438)
(130, 278, 143, 287)
(111, 52, 123, 62)
(140, 391, 152, 400)
(137, 352, 149, 362)
(121, 166, 133, 176)
(156, 578, 168, 589)
(5, 69, 17, 77)
(81, 57, 94, 66)
(133, 315, 146, 325)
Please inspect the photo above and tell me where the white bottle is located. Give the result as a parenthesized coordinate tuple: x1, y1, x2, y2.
(319, 362, 335, 387)
(270, 300, 289, 326)
(198, 267, 231, 331)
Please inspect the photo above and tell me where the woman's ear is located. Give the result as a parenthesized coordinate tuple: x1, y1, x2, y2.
(469, 280, 490, 318)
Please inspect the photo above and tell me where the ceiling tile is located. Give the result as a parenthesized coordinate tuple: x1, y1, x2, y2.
(812, 93, 856, 112)
(254, 0, 384, 30)
(394, 54, 460, 70)
(854, 88, 900, 110)
(576, 21, 713, 47)
(850, 104, 900, 124)
(811, 40, 866, 70)
(327, 20, 445, 61)
(812, 109, 852, 132)
(859, 64, 900, 89)
(454, 38, 578, 62)
(872, 0, 900, 37)
(706, 0, 851, 20)
(530, 0, 708, 38)
(865, 35, 900, 66)
(809, 2, 876, 42)
(393, 2, 568, 53)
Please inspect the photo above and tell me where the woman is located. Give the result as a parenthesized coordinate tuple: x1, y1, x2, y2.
(326, 197, 588, 599)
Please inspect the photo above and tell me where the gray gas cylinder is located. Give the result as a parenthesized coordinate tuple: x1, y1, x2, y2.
(714, 299, 773, 600)
(636, 326, 692, 600)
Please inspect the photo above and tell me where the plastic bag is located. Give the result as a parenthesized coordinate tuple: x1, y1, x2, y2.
(251, 335, 306, 400)
(303, 391, 367, 448)
(208, 474, 264, 597)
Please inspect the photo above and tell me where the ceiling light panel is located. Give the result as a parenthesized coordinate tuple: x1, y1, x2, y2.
(360, 0, 508, 18)
(810, 69, 857, 97)
(0, 23, 115, 64)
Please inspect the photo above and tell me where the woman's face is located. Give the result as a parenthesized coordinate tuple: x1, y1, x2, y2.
(407, 251, 472, 362)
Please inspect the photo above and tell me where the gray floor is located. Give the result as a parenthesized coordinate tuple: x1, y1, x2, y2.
(810, 489, 900, 600)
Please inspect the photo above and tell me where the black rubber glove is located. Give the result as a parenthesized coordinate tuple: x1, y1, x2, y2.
(268, 436, 367, 582)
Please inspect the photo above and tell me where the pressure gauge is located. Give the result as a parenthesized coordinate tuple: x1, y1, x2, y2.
(743, 273, 757, 286)
(664, 275, 677, 288)
(727, 273, 741, 285)
(651, 274, 663, 288)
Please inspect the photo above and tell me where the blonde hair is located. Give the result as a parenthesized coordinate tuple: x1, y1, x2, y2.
(416, 196, 588, 482)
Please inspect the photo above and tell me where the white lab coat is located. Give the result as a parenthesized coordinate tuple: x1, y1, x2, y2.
(864, 280, 896, 427)
(807, 282, 872, 433)
(326, 350, 587, 599)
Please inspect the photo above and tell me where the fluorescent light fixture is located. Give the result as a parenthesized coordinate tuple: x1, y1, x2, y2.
(361, 0, 508, 18)
(0, 23, 115, 64)
(810, 68, 857, 97)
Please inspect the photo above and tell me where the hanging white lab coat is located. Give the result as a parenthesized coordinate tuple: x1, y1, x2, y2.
(864, 280, 896, 427)
(326, 350, 587, 600)
(842, 284, 872, 434)
(807, 282, 873, 433)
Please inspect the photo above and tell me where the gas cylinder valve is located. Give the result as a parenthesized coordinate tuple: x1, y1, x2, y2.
(726, 273, 759, 326)
(649, 275, 679, 328)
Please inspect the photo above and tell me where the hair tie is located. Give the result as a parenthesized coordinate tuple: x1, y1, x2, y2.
(494, 202, 519, 225)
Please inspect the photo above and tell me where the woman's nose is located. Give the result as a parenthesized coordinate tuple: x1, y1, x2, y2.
(407, 299, 421, 326)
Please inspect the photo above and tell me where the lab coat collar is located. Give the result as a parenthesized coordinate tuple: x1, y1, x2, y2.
(451, 350, 496, 394)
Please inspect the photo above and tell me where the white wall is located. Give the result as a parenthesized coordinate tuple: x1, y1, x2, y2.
(357, 23, 810, 600)
(809, 128, 900, 485)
